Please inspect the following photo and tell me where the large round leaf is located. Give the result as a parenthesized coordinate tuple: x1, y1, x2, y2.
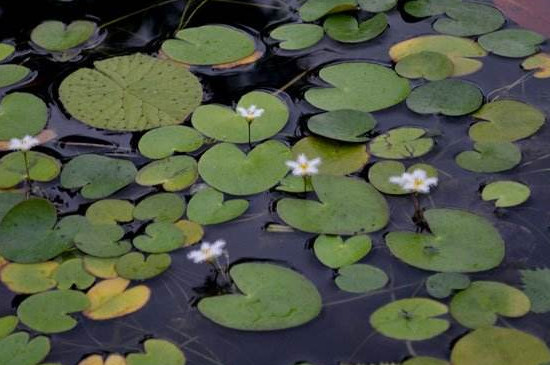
(433, 3, 505, 37)
(0, 93, 48, 140)
(31, 20, 96, 51)
(369, 127, 434, 159)
(478, 29, 545, 58)
(323, 14, 388, 43)
(456, 142, 521, 173)
(406, 80, 483, 116)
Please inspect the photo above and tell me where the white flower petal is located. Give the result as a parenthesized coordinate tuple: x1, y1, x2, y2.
(411, 169, 427, 180)
(297, 154, 308, 164)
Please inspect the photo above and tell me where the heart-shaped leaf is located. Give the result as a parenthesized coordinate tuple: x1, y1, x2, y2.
(0, 65, 31, 88)
(0, 332, 50, 365)
(456, 142, 521, 173)
(133, 193, 185, 223)
(86, 199, 135, 225)
(83, 256, 118, 279)
(132, 222, 185, 253)
(307, 110, 376, 142)
(270, 24, 324, 50)
(31, 20, 96, 51)
(175, 220, 204, 246)
(433, 3, 505, 37)
(0, 93, 48, 140)
(335, 264, 388, 293)
(115, 252, 171, 280)
(520, 268, 550, 314)
(358, 0, 396, 12)
(404, 0, 460, 17)
(299, 0, 358, 22)
(478, 29, 545, 58)
(136, 156, 198, 192)
(0, 151, 60, 189)
(314, 235, 372, 268)
(187, 186, 248, 225)
(0, 316, 17, 340)
(138, 126, 204, 159)
(1, 262, 59, 294)
(324, 14, 388, 43)
(369, 127, 434, 159)
(426, 272, 470, 299)
(482, 180, 530, 207)
(395, 51, 454, 81)
(54, 258, 95, 290)
(522, 53, 550, 78)
(78, 354, 126, 365)
(368, 161, 438, 195)
(126, 339, 186, 365)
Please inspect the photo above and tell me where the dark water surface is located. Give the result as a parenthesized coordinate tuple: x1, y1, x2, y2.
(0, 0, 549, 364)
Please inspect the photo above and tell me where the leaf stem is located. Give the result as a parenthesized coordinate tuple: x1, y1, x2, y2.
(99, 0, 178, 29)
(23, 151, 32, 199)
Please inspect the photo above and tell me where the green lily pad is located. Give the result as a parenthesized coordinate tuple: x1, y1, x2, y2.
(369, 298, 449, 340)
(299, 0, 358, 22)
(59, 53, 202, 131)
(403, 357, 449, 365)
(126, 339, 186, 365)
(324, 14, 388, 43)
(187, 186, 248, 225)
(0, 316, 17, 340)
(450, 326, 550, 365)
(482, 181, 530, 207)
(426, 272, 470, 299)
(1, 262, 59, 294)
(270, 24, 324, 50)
(307, 110, 376, 142)
(31, 20, 96, 51)
(277, 175, 389, 234)
(521, 268, 550, 314)
(70, 219, 132, 258)
(522, 53, 550, 78)
(386, 208, 505, 272)
(0, 43, 15, 62)
(313, 235, 372, 268)
(138, 126, 204, 159)
(450, 281, 531, 328)
(433, 3, 505, 37)
(369, 127, 434, 159)
(456, 142, 521, 173)
(17, 290, 90, 333)
(191, 91, 289, 144)
(86, 199, 134, 225)
(162, 25, 255, 66)
(0, 198, 73, 263)
(368, 161, 438, 195)
(0, 151, 61, 189)
(358, 0, 397, 12)
(404, 0, 460, 17)
(335, 264, 388, 293)
(478, 29, 545, 58)
(115, 252, 171, 281)
(389, 35, 487, 76)
(0, 92, 48, 140)
(0, 192, 24, 222)
(61, 154, 137, 199)
(133, 193, 185, 223)
(198, 262, 322, 330)
(0, 332, 50, 365)
(54, 258, 95, 290)
(276, 175, 315, 193)
(395, 51, 454, 81)
(0, 65, 31, 88)
(305, 62, 410, 112)
(132, 222, 185, 253)
(406, 79, 483, 116)
(199, 140, 291, 195)
(136, 156, 198, 192)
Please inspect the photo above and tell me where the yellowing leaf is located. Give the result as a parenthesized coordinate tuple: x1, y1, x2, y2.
(79, 354, 127, 365)
(522, 53, 550, 78)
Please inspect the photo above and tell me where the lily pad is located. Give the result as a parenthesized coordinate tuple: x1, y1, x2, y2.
(386, 208, 505, 272)
(0, 151, 60, 189)
(191, 91, 289, 143)
(324, 14, 388, 43)
(307, 110, 376, 142)
(198, 140, 291, 195)
(162, 25, 255, 66)
(395, 51, 454, 81)
(17, 290, 90, 333)
(0, 332, 50, 365)
(369, 127, 434, 159)
(520, 268, 550, 313)
(135, 156, 198, 192)
(368, 161, 438, 195)
(270, 24, 324, 50)
(0, 316, 17, 340)
(433, 3, 505, 37)
(456, 142, 521, 173)
(450, 281, 530, 328)
(276, 175, 315, 193)
(70, 218, 132, 258)
(0, 65, 31, 88)
(59, 53, 202, 131)
(277, 175, 389, 234)
(187, 187, 248, 225)
(132, 222, 185, 253)
(1, 262, 59, 294)
(482, 181, 530, 207)
(313, 235, 372, 269)
(0, 43, 15, 62)
(369, 298, 449, 340)
(133, 193, 185, 223)
(478, 29, 545, 58)
(450, 326, 550, 365)
(115, 252, 171, 280)
(469, 100, 545, 142)
(78, 354, 126, 365)
(31, 20, 96, 51)
(126, 339, 186, 365)
(61, 154, 137, 199)
(0, 192, 24, 222)
(138, 126, 204, 159)
(426, 272, 470, 299)
(299, 0, 358, 22)
(335, 264, 388, 293)
(389, 35, 487, 76)
(175, 220, 204, 246)
(305, 62, 410, 112)
(404, 0, 460, 17)
(198, 262, 322, 330)
(358, 0, 397, 12)
(522, 53, 550, 78)
(83, 256, 118, 279)
(54, 258, 95, 290)
(403, 357, 449, 365)
(0, 92, 48, 140)
(406, 79, 483, 116)
(84, 278, 151, 320)
(86, 199, 134, 225)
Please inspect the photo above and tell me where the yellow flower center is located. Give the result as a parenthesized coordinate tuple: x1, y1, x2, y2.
(413, 178, 424, 189)
(300, 163, 309, 170)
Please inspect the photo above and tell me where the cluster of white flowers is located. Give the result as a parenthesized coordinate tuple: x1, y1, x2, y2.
(187, 239, 226, 264)
(286, 154, 321, 177)
(389, 169, 438, 193)
(237, 105, 264, 122)
(9, 135, 40, 151)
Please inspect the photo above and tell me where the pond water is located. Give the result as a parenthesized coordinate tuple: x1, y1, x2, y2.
(0, 0, 549, 364)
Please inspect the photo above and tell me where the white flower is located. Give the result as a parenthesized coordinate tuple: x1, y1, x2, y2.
(187, 239, 226, 264)
(9, 135, 40, 151)
(237, 105, 265, 121)
(286, 154, 322, 176)
(389, 169, 438, 194)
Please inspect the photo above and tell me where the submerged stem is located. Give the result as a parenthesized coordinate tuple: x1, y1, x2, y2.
(23, 151, 32, 199)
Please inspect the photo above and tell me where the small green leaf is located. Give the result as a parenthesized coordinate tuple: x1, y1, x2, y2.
(270, 24, 324, 50)
(187, 187, 248, 225)
(0, 332, 50, 365)
(136, 156, 198, 192)
(369, 127, 434, 159)
(307, 110, 376, 142)
(368, 161, 438, 195)
(133, 193, 186, 223)
(481, 181, 530, 207)
(324, 14, 388, 43)
(478, 29, 545, 58)
(126, 339, 185, 365)
(31, 20, 96, 51)
(86, 199, 134, 225)
(404, 0, 460, 17)
(395, 51, 454, 81)
(0, 43, 15, 62)
(335, 264, 388, 293)
(0, 151, 60, 189)
(133, 222, 185, 253)
(0, 316, 18, 340)
(358, 0, 397, 12)
(520, 268, 550, 313)
(138, 126, 204, 159)
(456, 142, 521, 173)
(314, 235, 372, 269)
(54, 258, 95, 290)
(0, 93, 48, 140)
(299, 0, 358, 22)
(426, 272, 470, 299)
(0, 65, 31, 88)
(115, 252, 171, 281)
(433, 3, 505, 37)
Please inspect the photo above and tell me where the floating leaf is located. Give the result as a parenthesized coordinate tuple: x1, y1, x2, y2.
(126, 339, 185, 365)
(175, 220, 204, 246)
(135, 156, 198, 192)
(0, 93, 48, 140)
(369, 127, 434, 159)
(307, 110, 376, 142)
(299, 0, 358, 22)
(59, 53, 202, 131)
(395, 51, 454, 81)
(162, 25, 255, 66)
(17, 290, 90, 333)
(433, 3, 505, 37)
(54, 258, 95, 290)
(186, 187, 248, 225)
(0, 43, 15, 62)
(191, 91, 289, 143)
(386, 208, 505, 272)
(324, 14, 388, 43)
(305, 62, 410, 112)
(368, 161, 438, 195)
(31, 20, 96, 51)
(198, 263, 322, 330)
(61, 154, 137, 199)
(115, 252, 171, 281)
(78, 354, 126, 365)
(403, 357, 449, 365)
(84, 278, 151, 320)
(67, 217, 132, 258)
(0, 65, 31, 88)
(0, 316, 17, 340)
(86, 200, 134, 225)
(270, 24, 324, 50)
(520, 268, 550, 313)
(132, 222, 185, 253)
(482, 180, 530, 207)
(456, 142, 521, 173)
(478, 29, 545, 58)
(335, 264, 388, 293)
(370, 298, 449, 340)
(426, 272, 470, 299)
(404, 0, 460, 17)
(0, 151, 60, 189)
(313, 235, 372, 269)
(450, 326, 550, 365)
(1, 262, 59, 294)
(0, 192, 24, 222)
(199, 140, 291, 195)
(138, 126, 204, 159)
(276, 175, 315, 193)
(358, 0, 396, 12)
(522, 53, 550, 78)
(83, 256, 118, 279)
(277, 175, 389, 234)
(469, 100, 545, 142)
(133, 193, 185, 223)
(0, 332, 50, 365)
